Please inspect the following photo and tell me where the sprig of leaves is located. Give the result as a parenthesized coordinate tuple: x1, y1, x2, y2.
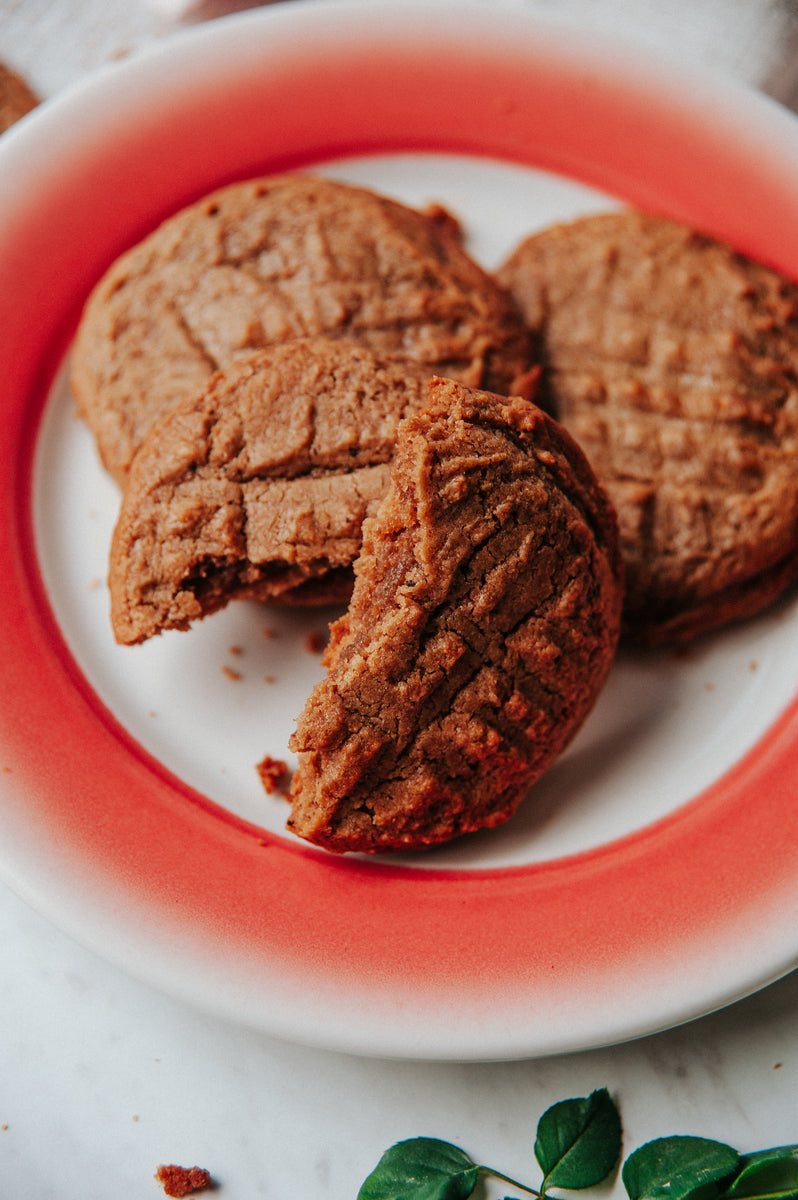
(358, 1088, 620, 1200)
(357, 1089, 798, 1200)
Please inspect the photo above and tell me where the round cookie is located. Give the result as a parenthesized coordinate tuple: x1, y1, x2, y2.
(108, 338, 436, 645)
(498, 209, 798, 644)
(70, 173, 533, 483)
(287, 376, 624, 853)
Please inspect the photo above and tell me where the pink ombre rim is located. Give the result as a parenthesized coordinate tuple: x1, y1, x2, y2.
(3, 1, 798, 1059)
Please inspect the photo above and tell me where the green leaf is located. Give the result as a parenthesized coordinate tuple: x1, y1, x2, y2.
(357, 1137, 479, 1200)
(622, 1136, 740, 1200)
(724, 1145, 798, 1200)
(534, 1088, 622, 1191)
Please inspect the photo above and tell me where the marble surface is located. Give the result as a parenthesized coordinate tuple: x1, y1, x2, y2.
(4, 2, 798, 1197)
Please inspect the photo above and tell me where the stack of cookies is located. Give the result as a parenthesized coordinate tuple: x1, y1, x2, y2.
(70, 174, 798, 852)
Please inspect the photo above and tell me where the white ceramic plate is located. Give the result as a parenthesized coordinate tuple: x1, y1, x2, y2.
(3, 0, 798, 1060)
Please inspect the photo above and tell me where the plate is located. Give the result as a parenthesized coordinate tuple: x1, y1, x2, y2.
(3, 0, 798, 1061)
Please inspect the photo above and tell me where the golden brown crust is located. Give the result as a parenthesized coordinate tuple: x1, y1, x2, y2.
(287, 376, 623, 853)
(71, 173, 532, 482)
(498, 209, 798, 644)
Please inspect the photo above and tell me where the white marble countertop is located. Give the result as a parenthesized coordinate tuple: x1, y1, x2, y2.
(4, 2, 798, 1198)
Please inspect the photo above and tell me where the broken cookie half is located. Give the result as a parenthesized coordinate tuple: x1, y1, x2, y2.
(287, 376, 624, 853)
(108, 338, 435, 644)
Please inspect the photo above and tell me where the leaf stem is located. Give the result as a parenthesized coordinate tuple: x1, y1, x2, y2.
(478, 1164, 544, 1196)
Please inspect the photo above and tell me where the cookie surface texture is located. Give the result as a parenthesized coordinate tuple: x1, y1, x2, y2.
(287, 376, 624, 853)
(498, 209, 798, 643)
(108, 338, 435, 644)
(71, 174, 532, 482)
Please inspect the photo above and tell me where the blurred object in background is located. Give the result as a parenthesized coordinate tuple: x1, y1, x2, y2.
(2, 0, 798, 110)
(145, 0, 285, 21)
(0, 59, 38, 132)
(767, 0, 798, 107)
(140, 0, 798, 109)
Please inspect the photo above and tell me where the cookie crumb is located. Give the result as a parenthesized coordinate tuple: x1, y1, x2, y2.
(228, 644, 243, 656)
(264, 674, 276, 685)
(155, 1165, 213, 1197)
(423, 202, 463, 241)
(671, 643, 696, 661)
(222, 665, 241, 681)
(256, 755, 290, 795)
(305, 630, 327, 655)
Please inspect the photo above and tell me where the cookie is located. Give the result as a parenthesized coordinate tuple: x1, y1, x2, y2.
(0, 61, 38, 133)
(497, 209, 798, 643)
(108, 338, 435, 644)
(70, 174, 533, 483)
(287, 376, 623, 853)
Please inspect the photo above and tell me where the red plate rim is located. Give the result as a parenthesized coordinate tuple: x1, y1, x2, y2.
(2, 1, 798, 1059)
